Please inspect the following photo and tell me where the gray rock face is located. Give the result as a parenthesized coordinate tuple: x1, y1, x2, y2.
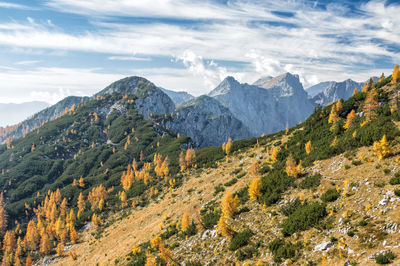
(209, 73, 315, 136)
(163, 96, 251, 147)
(160, 88, 194, 105)
(97, 76, 175, 119)
(312, 79, 363, 106)
(306, 81, 333, 98)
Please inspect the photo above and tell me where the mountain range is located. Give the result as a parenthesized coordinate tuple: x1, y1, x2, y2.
(0, 101, 49, 127)
(0, 73, 374, 147)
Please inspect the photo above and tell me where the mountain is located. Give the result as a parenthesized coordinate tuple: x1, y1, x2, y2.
(305, 81, 333, 98)
(1, 71, 400, 265)
(312, 79, 364, 106)
(42, 73, 400, 266)
(0, 96, 88, 144)
(209, 73, 315, 136)
(160, 88, 194, 105)
(160, 95, 251, 147)
(96, 76, 175, 119)
(0, 101, 50, 127)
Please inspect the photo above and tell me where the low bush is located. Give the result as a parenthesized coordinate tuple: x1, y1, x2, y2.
(299, 174, 321, 189)
(280, 198, 302, 216)
(320, 189, 340, 202)
(268, 238, 302, 263)
(375, 251, 395, 264)
(282, 202, 327, 236)
(229, 229, 253, 251)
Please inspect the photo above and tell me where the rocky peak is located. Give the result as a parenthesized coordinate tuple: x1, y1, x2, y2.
(208, 76, 241, 97)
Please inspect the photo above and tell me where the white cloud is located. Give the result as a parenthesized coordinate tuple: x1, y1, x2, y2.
(0, 0, 399, 97)
(0, 2, 30, 9)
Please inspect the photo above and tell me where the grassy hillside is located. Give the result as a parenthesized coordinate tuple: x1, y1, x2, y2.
(1, 71, 400, 265)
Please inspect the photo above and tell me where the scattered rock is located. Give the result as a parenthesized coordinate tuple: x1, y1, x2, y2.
(378, 199, 389, 207)
(314, 241, 334, 252)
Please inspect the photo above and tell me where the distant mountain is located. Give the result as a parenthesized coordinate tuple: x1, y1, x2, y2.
(160, 88, 194, 105)
(0, 96, 88, 143)
(312, 79, 364, 106)
(0, 101, 49, 127)
(306, 81, 333, 98)
(161, 95, 251, 147)
(209, 73, 315, 136)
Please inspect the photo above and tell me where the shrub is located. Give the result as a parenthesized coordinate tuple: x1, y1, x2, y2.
(235, 245, 257, 261)
(234, 186, 249, 204)
(299, 174, 321, 189)
(229, 229, 253, 251)
(358, 219, 368, 226)
(260, 170, 294, 206)
(321, 189, 340, 202)
(200, 202, 221, 230)
(351, 160, 362, 166)
(375, 251, 395, 264)
(389, 175, 400, 185)
(224, 178, 238, 187)
(268, 238, 302, 263)
(383, 169, 391, 175)
(213, 184, 225, 195)
(282, 202, 327, 236)
(394, 189, 400, 197)
(280, 198, 302, 216)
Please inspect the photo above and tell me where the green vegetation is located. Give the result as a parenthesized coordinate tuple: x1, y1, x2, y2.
(282, 202, 327, 236)
(375, 251, 395, 264)
(299, 174, 321, 189)
(268, 238, 302, 263)
(229, 229, 253, 251)
(320, 188, 340, 202)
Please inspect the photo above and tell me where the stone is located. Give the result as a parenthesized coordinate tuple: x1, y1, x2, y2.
(314, 241, 334, 252)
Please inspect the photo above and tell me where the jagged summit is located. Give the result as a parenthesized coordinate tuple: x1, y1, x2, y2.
(208, 76, 242, 97)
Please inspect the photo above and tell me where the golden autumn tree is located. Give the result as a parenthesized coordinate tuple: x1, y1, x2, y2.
(77, 192, 85, 218)
(88, 185, 107, 211)
(185, 148, 196, 168)
(56, 243, 64, 256)
(70, 225, 78, 243)
(0, 192, 7, 237)
(305, 140, 312, 154)
(179, 151, 186, 172)
(328, 103, 339, 126)
(374, 135, 391, 160)
(24, 220, 39, 250)
(26, 254, 33, 266)
(392, 64, 399, 84)
(217, 216, 233, 239)
(285, 154, 300, 178)
(222, 138, 233, 155)
(79, 176, 84, 188)
(250, 160, 259, 176)
(343, 109, 357, 129)
(181, 212, 190, 232)
(270, 147, 279, 163)
(379, 73, 385, 83)
(364, 89, 379, 122)
(361, 82, 369, 92)
(352, 87, 358, 96)
(39, 232, 51, 254)
(221, 191, 239, 218)
(248, 177, 262, 200)
(2, 230, 16, 253)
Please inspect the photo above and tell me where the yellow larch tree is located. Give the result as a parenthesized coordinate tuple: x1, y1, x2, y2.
(250, 160, 259, 176)
(352, 87, 358, 96)
(305, 140, 312, 154)
(77, 192, 85, 218)
(221, 191, 239, 218)
(2, 230, 16, 253)
(392, 64, 399, 84)
(0, 192, 7, 237)
(248, 177, 262, 200)
(364, 89, 379, 122)
(181, 212, 190, 232)
(270, 147, 279, 163)
(361, 82, 369, 92)
(374, 135, 391, 160)
(343, 110, 357, 129)
(79, 176, 84, 188)
(379, 73, 385, 83)
(217, 216, 233, 239)
(285, 154, 300, 178)
(39, 232, 51, 254)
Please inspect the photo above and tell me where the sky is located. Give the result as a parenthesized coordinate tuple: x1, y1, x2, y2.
(0, 0, 399, 104)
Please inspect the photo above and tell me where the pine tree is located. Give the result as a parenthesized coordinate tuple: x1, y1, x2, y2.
(343, 109, 357, 129)
(305, 141, 312, 154)
(248, 177, 262, 200)
(221, 191, 239, 218)
(364, 89, 379, 122)
(285, 154, 300, 178)
(181, 212, 190, 232)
